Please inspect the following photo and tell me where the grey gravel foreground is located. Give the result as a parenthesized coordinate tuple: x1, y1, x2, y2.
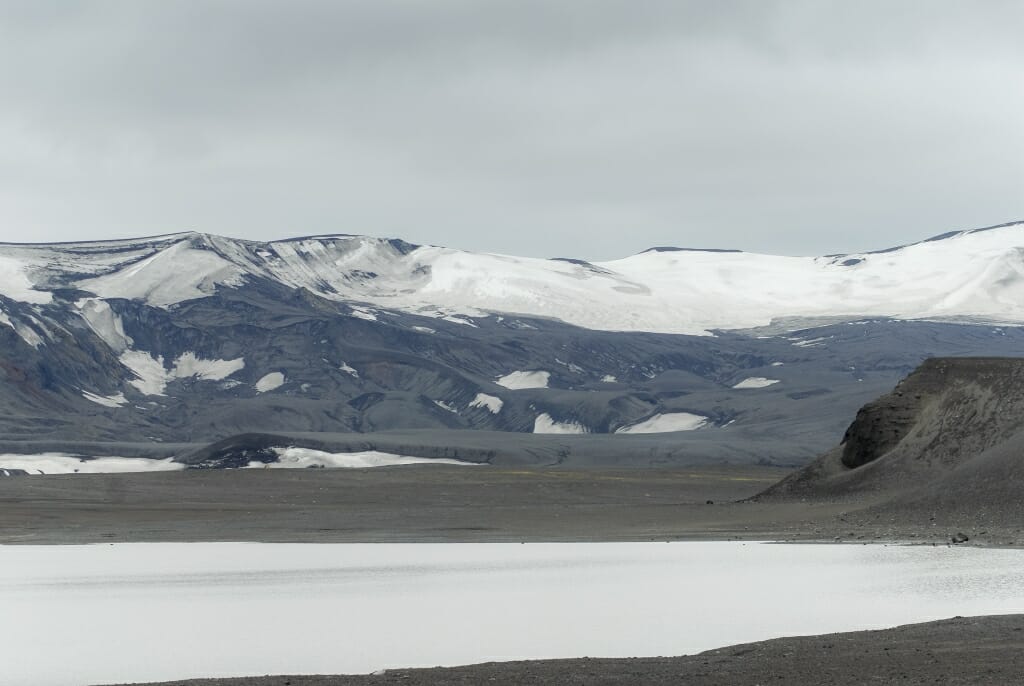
(111, 615, 1024, 686)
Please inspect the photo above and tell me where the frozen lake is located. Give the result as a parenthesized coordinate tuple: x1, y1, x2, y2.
(2, 541, 1023, 686)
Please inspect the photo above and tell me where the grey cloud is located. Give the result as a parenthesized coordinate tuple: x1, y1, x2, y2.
(0, 1, 1021, 258)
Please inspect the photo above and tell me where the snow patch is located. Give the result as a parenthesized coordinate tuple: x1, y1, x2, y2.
(771, 362, 785, 367)
(339, 362, 359, 378)
(121, 351, 171, 395)
(76, 242, 246, 307)
(469, 393, 503, 414)
(434, 400, 458, 414)
(0, 454, 183, 475)
(733, 377, 781, 389)
(77, 299, 133, 351)
(497, 370, 550, 390)
(255, 372, 286, 393)
(250, 447, 478, 469)
(0, 254, 51, 304)
(82, 391, 128, 408)
(173, 352, 245, 381)
(411, 326, 436, 334)
(616, 412, 707, 434)
(601, 375, 618, 383)
(12, 319, 44, 348)
(533, 413, 588, 434)
(121, 351, 246, 395)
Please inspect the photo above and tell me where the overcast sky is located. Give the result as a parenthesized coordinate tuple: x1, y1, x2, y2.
(0, 1, 1021, 259)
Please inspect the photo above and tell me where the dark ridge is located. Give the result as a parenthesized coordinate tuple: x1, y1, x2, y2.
(264, 235, 420, 254)
(964, 218, 1024, 234)
(758, 356, 1024, 507)
(0, 231, 197, 247)
(272, 233, 356, 243)
(550, 257, 593, 266)
(864, 219, 1023, 255)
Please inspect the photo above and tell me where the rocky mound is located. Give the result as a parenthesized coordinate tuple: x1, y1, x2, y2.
(759, 357, 1024, 526)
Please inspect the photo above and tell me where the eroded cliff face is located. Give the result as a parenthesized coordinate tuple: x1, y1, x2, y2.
(760, 357, 1024, 500)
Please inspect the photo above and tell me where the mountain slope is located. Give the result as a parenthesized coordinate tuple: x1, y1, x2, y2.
(2, 222, 1024, 462)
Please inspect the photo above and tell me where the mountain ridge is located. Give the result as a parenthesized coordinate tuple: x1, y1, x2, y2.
(2, 219, 1024, 336)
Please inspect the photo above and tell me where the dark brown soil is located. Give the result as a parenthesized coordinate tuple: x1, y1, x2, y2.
(111, 614, 1024, 686)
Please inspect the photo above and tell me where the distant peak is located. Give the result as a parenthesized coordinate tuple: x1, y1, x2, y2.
(267, 234, 421, 254)
(862, 219, 1024, 256)
(641, 246, 743, 254)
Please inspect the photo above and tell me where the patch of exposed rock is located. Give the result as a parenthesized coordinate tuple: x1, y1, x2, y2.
(757, 358, 1024, 533)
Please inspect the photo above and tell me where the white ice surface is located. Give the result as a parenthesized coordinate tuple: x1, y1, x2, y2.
(469, 393, 503, 414)
(496, 370, 550, 390)
(0, 454, 183, 475)
(733, 377, 781, 389)
(251, 448, 477, 469)
(615, 412, 707, 433)
(533, 413, 588, 434)
(255, 372, 286, 393)
(3, 542, 1024, 686)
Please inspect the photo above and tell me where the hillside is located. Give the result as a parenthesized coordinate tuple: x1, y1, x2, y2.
(759, 357, 1024, 530)
(2, 223, 1024, 461)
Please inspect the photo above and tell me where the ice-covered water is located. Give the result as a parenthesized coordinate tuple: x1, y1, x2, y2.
(2, 541, 1023, 686)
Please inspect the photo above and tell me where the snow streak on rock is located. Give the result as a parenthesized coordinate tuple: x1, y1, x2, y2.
(469, 393, 503, 414)
(497, 371, 550, 390)
(251, 447, 477, 469)
(255, 372, 286, 393)
(533, 413, 588, 434)
(616, 412, 708, 433)
(733, 377, 781, 389)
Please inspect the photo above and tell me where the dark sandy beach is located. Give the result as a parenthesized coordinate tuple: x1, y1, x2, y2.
(1, 464, 1018, 546)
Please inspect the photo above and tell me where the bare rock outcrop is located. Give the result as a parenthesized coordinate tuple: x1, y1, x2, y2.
(759, 357, 1024, 508)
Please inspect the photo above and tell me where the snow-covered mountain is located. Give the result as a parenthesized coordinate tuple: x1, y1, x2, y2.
(1, 220, 1023, 466)
(2, 220, 1023, 336)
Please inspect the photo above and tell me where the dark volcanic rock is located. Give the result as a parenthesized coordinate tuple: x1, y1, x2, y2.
(758, 357, 1024, 530)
